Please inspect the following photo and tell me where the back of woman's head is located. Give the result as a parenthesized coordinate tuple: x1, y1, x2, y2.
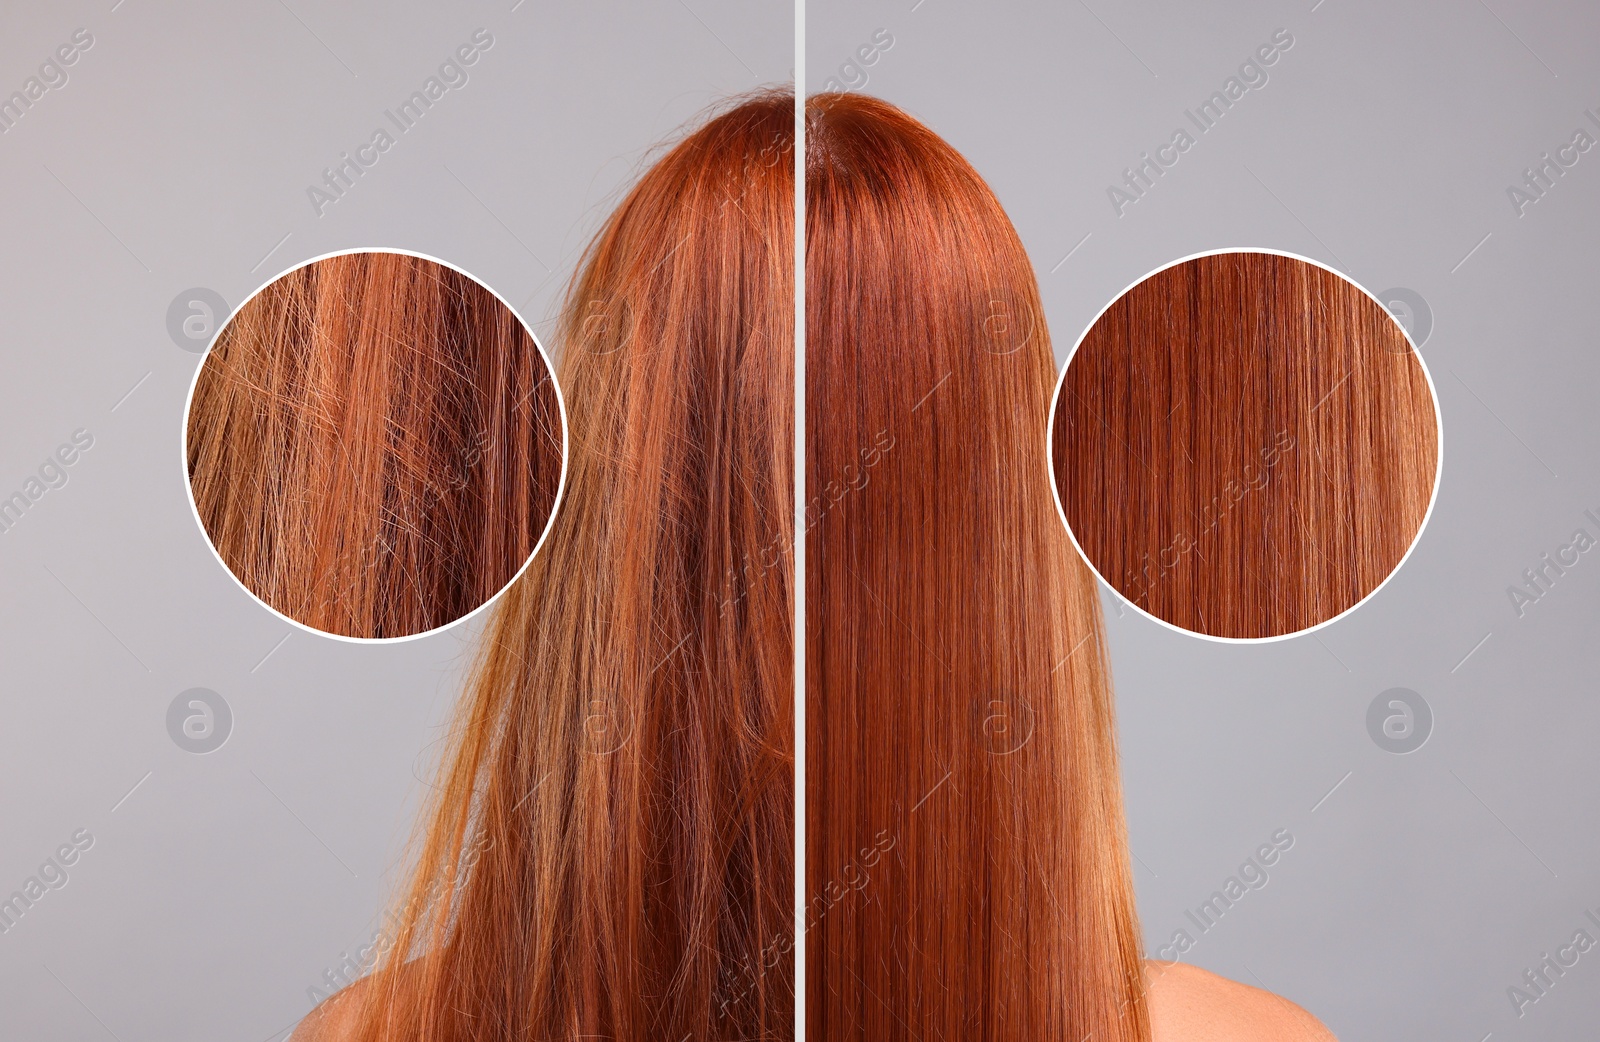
(340, 90, 795, 1042)
(805, 92, 1149, 1042)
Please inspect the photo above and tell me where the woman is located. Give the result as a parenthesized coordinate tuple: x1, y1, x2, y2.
(296, 89, 1334, 1042)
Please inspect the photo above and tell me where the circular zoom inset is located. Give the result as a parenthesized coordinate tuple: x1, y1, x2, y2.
(1049, 250, 1441, 640)
(184, 250, 568, 641)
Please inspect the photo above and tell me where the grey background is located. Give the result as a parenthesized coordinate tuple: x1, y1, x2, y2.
(810, 0, 1600, 1039)
(4, 0, 1597, 1039)
(0, 3, 789, 1039)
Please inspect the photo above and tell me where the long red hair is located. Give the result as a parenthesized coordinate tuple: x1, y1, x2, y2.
(806, 93, 1150, 1042)
(313, 92, 795, 1040)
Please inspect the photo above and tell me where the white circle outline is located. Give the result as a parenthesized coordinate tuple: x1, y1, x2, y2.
(179, 246, 571, 645)
(1043, 246, 1445, 645)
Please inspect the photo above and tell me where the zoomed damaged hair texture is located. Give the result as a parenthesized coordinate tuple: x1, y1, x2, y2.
(186, 252, 564, 639)
(1052, 252, 1439, 639)
(806, 93, 1151, 1042)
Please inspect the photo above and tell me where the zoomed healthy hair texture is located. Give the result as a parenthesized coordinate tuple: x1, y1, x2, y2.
(186, 251, 564, 639)
(806, 93, 1150, 1042)
(302, 92, 795, 1042)
(1052, 252, 1439, 639)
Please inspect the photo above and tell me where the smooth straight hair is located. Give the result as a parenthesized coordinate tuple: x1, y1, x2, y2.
(806, 93, 1150, 1042)
(186, 251, 564, 639)
(1052, 251, 1439, 639)
(306, 93, 795, 1039)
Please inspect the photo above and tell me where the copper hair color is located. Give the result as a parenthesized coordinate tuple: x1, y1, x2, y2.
(186, 251, 564, 639)
(806, 94, 1150, 1042)
(1051, 252, 1439, 639)
(314, 92, 795, 1041)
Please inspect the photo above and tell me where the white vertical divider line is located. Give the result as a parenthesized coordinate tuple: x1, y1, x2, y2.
(792, 0, 807, 1036)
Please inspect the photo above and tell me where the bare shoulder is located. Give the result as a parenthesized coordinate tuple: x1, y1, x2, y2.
(1145, 960, 1338, 1042)
(288, 957, 427, 1042)
(286, 978, 370, 1042)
